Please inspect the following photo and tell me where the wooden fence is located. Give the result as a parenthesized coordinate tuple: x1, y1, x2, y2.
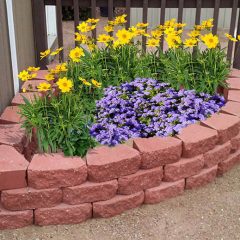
(32, 0, 240, 69)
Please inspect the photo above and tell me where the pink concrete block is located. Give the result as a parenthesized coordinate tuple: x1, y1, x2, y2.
(133, 137, 182, 169)
(0, 145, 29, 190)
(28, 153, 87, 189)
(87, 145, 141, 182)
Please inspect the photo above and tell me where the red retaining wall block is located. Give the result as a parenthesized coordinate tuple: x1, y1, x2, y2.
(34, 203, 92, 226)
(218, 151, 240, 176)
(201, 113, 240, 144)
(229, 68, 240, 78)
(35, 70, 49, 80)
(63, 180, 118, 204)
(0, 106, 22, 124)
(93, 191, 144, 218)
(87, 145, 141, 182)
(231, 132, 240, 152)
(144, 179, 185, 204)
(11, 92, 40, 106)
(0, 145, 28, 190)
(21, 80, 46, 92)
(177, 124, 218, 158)
(164, 155, 204, 182)
(28, 153, 87, 189)
(133, 137, 182, 169)
(0, 124, 26, 153)
(220, 101, 240, 117)
(226, 77, 240, 90)
(204, 142, 231, 168)
(0, 205, 33, 230)
(227, 90, 240, 102)
(1, 187, 62, 211)
(185, 166, 217, 189)
(118, 167, 163, 195)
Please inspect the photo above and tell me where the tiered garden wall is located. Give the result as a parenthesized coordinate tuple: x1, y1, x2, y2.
(0, 69, 240, 230)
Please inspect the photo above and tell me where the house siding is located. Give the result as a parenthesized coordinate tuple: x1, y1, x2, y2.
(12, 0, 36, 74)
(0, 0, 14, 113)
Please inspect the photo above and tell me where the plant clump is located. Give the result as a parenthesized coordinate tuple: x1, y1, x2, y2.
(91, 78, 225, 146)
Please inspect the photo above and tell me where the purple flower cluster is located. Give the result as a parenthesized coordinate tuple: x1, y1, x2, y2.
(90, 78, 225, 146)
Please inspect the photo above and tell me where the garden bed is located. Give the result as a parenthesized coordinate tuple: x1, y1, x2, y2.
(0, 69, 240, 230)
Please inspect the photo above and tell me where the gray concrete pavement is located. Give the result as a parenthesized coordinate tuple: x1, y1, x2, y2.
(1, 164, 240, 240)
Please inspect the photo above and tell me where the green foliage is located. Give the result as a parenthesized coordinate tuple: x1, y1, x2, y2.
(68, 44, 162, 87)
(68, 44, 230, 95)
(19, 93, 96, 157)
(157, 47, 230, 94)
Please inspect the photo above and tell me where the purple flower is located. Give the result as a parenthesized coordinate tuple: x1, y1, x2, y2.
(91, 78, 225, 146)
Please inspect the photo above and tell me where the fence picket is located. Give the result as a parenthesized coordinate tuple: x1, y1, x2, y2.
(227, 0, 239, 62)
(56, 0, 64, 61)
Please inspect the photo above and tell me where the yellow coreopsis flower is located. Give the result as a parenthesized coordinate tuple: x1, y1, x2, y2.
(151, 29, 163, 39)
(29, 73, 37, 79)
(77, 22, 91, 33)
(37, 82, 51, 92)
(45, 73, 55, 81)
(175, 23, 186, 29)
(27, 66, 40, 72)
(104, 25, 114, 33)
(188, 30, 200, 38)
(225, 33, 237, 42)
(116, 29, 133, 44)
(165, 34, 182, 48)
(50, 47, 63, 56)
(201, 33, 219, 49)
(40, 49, 50, 60)
(113, 39, 123, 49)
(87, 43, 96, 52)
(86, 18, 100, 24)
(201, 19, 214, 29)
(18, 70, 30, 81)
(164, 19, 176, 28)
(75, 33, 88, 43)
(22, 88, 27, 93)
(136, 22, 149, 28)
(184, 38, 198, 47)
(147, 38, 160, 47)
(114, 14, 127, 25)
(164, 27, 175, 35)
(69, 47, 85, 62)
(129, 26, 138, 37)
(135, 29, 150, 37)
(194, 25, 203, 31)
(55, 63, 68, 72)
(108, 20, 116, 26)
(97, 34, 114, 44)
(157, 25, 166, 31)
(56, 77, 73, 93)
(90, 25, 97, 31)
(49, 69, 58, 75)
(91, 79, 102, 88)
(176, 29, 183, 35)
(238, 35, 240, 41)
(79, 77, 92, 86)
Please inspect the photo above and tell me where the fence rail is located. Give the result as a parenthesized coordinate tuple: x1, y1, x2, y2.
(32, 0, 240, 69)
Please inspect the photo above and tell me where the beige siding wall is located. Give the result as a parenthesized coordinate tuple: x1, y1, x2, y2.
(12, 0, 36, 73)
(131, 8, 238, 30)
(0, 1, 14, 113)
